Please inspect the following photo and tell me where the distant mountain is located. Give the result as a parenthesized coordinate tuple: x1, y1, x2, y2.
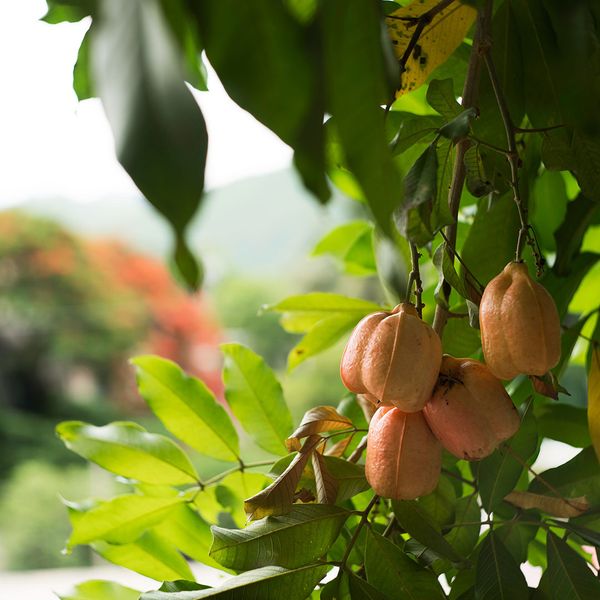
(22, 168, 362, 280)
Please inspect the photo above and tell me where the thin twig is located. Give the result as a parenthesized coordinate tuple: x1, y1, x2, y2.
(407, 242, 424, 316)
(442, 467, 477, 489)
(515, 124, 566, 134)
(439, 229, 485, 293)
(432, 3, 490, 336)
(340, 495, 379, 568)
(348, 435, 368, 463)
(202, 460, 275, 487)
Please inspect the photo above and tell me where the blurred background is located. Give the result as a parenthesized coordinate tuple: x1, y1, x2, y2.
(0, 1, 384, 593)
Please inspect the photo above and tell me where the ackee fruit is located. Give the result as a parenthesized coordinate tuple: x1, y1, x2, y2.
(340, 303, 442, 412)
(366, 406, 441, 499)
(423, 356, 520, 460)
(480, 261, 561, 380)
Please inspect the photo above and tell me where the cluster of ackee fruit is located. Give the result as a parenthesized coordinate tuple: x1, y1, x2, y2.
(340, 261, 561, 500)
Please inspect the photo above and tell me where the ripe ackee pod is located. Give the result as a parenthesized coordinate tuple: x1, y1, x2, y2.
(340, 303, 442, 412)
(366, 406, 441, 500)
(423, 356, 520, 460)
(480, 261, 561, 380)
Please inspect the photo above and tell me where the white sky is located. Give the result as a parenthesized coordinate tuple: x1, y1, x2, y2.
(0, 0, 292, 207)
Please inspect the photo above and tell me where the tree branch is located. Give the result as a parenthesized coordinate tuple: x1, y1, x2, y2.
(432, 3, 491, 336)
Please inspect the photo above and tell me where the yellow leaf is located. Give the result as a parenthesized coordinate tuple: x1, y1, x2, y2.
(286, 405, 353, 452)
(505, 491, 589, 518)
(386, 0, 476, 97)
(588, 345, 600, 461)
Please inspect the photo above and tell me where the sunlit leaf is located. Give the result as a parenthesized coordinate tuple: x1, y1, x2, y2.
(131, 356, 240, 462)
(68, 494, 184, 547)
(444, 493, 481, 557)
(210, 504, 348, 570)
(588, 346, 600, 462)
(56, 421, 199, 485)
(57, 580, 140, 600)
(221, 343, 292, 456)
(386, 3, 476, 96)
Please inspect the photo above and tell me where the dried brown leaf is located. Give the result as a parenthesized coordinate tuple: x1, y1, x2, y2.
(286, 406, 353, 451)
(505, 490, 589, 518)
(312, 452, 339, 504)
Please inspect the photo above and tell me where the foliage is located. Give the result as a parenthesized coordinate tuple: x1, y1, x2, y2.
(42, 0, 600, 597)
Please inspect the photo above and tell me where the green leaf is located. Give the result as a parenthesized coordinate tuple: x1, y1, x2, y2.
(266, 293, 383, 333)
(478, 409, 538, 513)
(287, 314, 358, 370)
(192, 1, 329, 203)
(91, 0, 207, 289)
(210, 504, 348, 570)
(68, 494, 184, 547)
(322, 455, 370, 502)
(73, 31, 94, 101)
(418, 475, 457, 529)
(475, 532, 529, 600)
(94, 530, 193, 582)
(57, 580, 140, 600)
(433, 243, 468, 305)
(529, 446, 600, 505)
(461, 195, 520, 286)
(42, 1, 94, 24)
(131, 355, 240, 462)
(542, 531, 600, 600)
(389, 113, 442, 156)
(364, 529, 446, 599)
(531, 170, 568, 252)
(321, 1, 402, 234)
(142, 564, 329, 600)
(312, 221, 377, 276)
(426, 79, 461, 119)
(444, 494, 481, 557)
(441, 317, 481, 358)
(153, 505, 224, 571)
(535, 404, 591, 448)
(403, 144, 438, 211)
(158, 582, 209, 593)
(56, 421, 199, 485)
(392, 500, 462, 562)
(464, 145, 494, 197)
(439, 108, 478, 143)
(221, 343, 292, 455)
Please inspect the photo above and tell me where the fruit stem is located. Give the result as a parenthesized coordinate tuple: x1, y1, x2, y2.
(432, 3, 490, 336)
(480, 24, 545, 274)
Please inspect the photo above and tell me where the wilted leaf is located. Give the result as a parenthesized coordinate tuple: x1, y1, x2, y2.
(244, 436, 320, 521)
(530, 371, 569, 400)
(505, 490, 588, 518)
(386, 4, 476, 96)
(588, 345, 600, 462)
(286, 406, 353, 451)
(312, 452, 338, 504)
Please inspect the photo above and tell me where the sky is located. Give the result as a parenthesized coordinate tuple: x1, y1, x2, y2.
(0, 0, 292, 207)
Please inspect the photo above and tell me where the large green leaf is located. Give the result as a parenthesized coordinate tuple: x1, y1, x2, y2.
(68, 494, 184, 547)
(57, 580, 140, 600)
(535, 404, 591, 448)
(210, 504, 348, 570)
(142, 564, 329, 600)
(392, 500, 462, 562)
(56, 421, 199, 485)
(538, 531, 600, 600)
(461, 196, 520, 286)
(266, 293, 383, 333)
(131, 356, 240, 462)
(153, 505, 224, 571)
(192, 1, 328, 202)
(478, 409, 538, 513)
(529, 446, 600, 505)
(321, 0, 401, 234)
(94, 530, 193, 582)
(91, 0, 206, 288)
(287, 314, 358, 370)
(475, 532, 529, 600)
(364, 529, 446, 599)
(221, 343, 292, 455)
(426, 79, 461, 119)
(312, 221, 377, 276)
(322, 455, 370, 502)
(444, 494, 481, 557)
